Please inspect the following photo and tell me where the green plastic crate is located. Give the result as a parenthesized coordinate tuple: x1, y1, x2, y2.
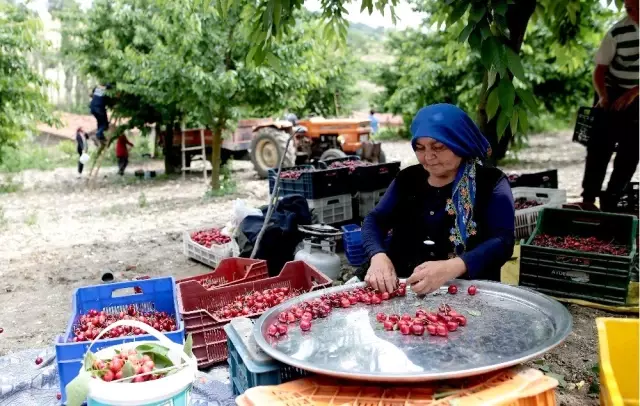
(519, 208, 638, 305)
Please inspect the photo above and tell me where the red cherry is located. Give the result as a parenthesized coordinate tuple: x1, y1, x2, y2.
(448, 285, 458, 294)
(411, 324, 425, 336)
(468, 285, 477, 295)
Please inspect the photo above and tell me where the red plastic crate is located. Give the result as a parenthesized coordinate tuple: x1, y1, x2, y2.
(177, 261, 332, 368)
(176, 258, 268, 290)
(191, 324, 228, 368)
(178, 261, 332, 328)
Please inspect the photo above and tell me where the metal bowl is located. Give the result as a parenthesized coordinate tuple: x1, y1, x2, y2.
(253, 280, 572, 382)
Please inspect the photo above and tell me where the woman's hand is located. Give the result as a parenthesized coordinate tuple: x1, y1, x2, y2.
(365, 253, 398, 293)
(407, 258, 467, 295)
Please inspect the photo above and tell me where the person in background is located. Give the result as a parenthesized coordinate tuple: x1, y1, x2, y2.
(581, 0, 639, 211)
(369, 109, 379, 134)
(362, 104, 515, 294)
(115, 132, 134, 176)
(90, 83, 111, 144)
(75, 127, 89, 177)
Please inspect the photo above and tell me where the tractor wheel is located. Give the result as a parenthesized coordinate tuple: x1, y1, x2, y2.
(250, 127, 296, 178)
(319, 149, 347, 161)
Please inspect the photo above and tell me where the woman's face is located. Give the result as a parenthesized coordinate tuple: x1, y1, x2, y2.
(414, 137, 462, 178)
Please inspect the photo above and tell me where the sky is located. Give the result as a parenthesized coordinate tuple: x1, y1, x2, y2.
(28, 0, 426, 30)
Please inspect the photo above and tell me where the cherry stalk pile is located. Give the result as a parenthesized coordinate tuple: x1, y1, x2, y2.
(327, 160, 371, 173)
(279, 168, 314, 180)
(216, 287, 302, 320)
(514, 197, 543, 210)
(533, 234, 628, 256)
(191, 228, 231, 248)
(70, 307, 177, 342)
(266, 283, 478, 338)
(88, 349, 166, 383)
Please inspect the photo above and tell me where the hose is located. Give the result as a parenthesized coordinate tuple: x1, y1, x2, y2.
(249, 132, 296, 259)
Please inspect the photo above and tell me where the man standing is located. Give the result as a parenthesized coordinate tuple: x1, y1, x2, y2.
(90, 83, 111, 144)
(581, 0, 639, 211)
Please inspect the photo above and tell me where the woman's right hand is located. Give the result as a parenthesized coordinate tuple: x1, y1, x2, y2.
(365, 253, 398, 293)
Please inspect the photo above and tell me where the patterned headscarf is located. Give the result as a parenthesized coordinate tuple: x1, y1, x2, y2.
(410, 104, 491, 254)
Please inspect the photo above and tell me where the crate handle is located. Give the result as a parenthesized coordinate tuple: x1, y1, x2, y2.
(111, 286, 144, 298)
(327, 199, 339, 205)
(534, 193, 550, 199)
(572, 219, 602, 226)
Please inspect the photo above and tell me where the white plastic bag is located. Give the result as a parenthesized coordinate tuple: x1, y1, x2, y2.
(79, 153, 90, 164)
(233, 199, 262, 227)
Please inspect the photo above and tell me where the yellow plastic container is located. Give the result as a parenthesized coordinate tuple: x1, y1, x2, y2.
(597, 317, 639, 406)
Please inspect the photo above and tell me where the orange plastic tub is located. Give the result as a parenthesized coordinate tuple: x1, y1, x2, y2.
(236, 366, 558, 405)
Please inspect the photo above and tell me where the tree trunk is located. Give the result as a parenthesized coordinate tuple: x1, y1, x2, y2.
(163, 121, 177, 174)
(210, 125, 223, 190)
(477, 0, 537, 163)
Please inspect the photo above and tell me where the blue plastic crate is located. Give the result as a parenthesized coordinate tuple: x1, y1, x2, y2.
(225, 322, 308, 395)
(55, 277, 185, 403)
(341, 224, 391, 267)
(268, 164, 350, 199)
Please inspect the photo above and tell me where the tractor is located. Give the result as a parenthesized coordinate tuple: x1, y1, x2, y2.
(160, 115, 384, 178)
(249, 115, 384, 178)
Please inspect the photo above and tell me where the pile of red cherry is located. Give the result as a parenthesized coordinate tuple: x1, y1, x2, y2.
(514, 197, 543, 210)
(279, 168, 314, 180)
(190, 228, 231, 248)
(216, 287, 301, 321)
(70, 306, 177, 342)
(267, 283, 477, 338)
(327, 160, 371, 173)
(533, 234, 628, 256)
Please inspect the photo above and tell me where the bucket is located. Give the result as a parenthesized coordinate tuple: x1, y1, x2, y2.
(69, 320, 197, 406)
(79, 153, 91, 165)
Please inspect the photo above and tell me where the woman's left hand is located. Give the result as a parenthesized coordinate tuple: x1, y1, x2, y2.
(406, 258, 467, 295)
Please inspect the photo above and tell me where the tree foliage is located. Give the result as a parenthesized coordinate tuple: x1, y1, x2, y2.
(0, 2, 56, 163)
(66, 0, 358, 189)
(242, 0, 622, 161)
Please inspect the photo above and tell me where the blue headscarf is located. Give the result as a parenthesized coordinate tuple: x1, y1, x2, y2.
(410, 104, 491, 254)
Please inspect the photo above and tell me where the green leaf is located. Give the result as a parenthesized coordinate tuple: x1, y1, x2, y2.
(510, 109, 519, 135)
(466, 309, 481, 317)
(468, 30, 482, 49)
(496, 109, 510, 138)
(538, 364, 550, 372)
(486, 88, 500, 120)
(480, 37, 498, 69)
(183, 334, 193, 359)
(497, 78, 515, 110)
(122, 361, 136, 379)
(546, 372, 567, 388)
(469, 4, 486, 22)
(65, 370, 92, 406)
(458, 23, 475, 44)
(448, 2, 470, 25)
(518, 107, 529, 133)
(505, 48, 526, 81)
(533, 359, 545, 365)
(150, 352, 174, 369)
(494, 2, 508, 15)
(487, 69, 498, 88)
(515, 88, 538, 113)
(135, 343, 170, 357)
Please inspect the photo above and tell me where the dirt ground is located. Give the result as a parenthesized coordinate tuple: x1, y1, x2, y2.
(0, 130, 636, 405)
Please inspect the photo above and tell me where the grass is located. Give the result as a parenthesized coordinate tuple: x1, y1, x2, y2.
(203, 159, 237, 199)
(24, 211, 38, 226)
(373, 126, 408, 141)
(0, 175, 22, 194)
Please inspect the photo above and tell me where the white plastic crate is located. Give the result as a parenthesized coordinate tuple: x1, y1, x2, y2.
(182, 227, 239, 268)
(512, 187, 567, 239)
(307, 194, 353, 224)
(358, 188, 387, 218)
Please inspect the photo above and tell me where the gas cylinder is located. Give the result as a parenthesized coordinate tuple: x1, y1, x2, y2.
(294, 239, 341, 280)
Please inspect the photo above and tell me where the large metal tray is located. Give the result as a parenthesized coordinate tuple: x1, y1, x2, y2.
(253, 280, 572, 382)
